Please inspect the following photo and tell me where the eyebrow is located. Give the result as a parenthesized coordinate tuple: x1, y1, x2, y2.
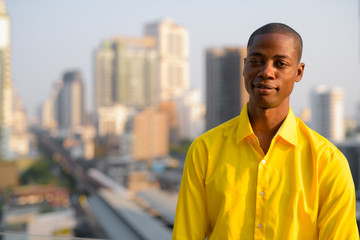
(248, 52, 290, 59)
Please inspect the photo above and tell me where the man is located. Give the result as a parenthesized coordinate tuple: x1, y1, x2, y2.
(172, 23, 359, 239)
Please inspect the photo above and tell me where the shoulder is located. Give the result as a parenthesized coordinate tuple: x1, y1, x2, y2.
(195, 116, 240, 147)
(295, 117, 347, 166)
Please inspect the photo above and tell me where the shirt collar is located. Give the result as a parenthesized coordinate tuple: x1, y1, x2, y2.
(236, 104, 298, 146)
(277, 107, 298, 146)
(236, 104, 254, 144)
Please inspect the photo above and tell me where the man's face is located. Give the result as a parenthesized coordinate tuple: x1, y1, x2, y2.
(243, 33, 305, 110)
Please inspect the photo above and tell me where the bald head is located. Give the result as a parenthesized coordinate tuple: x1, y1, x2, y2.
(247, 23, 303, 62)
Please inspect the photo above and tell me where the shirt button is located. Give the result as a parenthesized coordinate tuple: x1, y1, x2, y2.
(259, 191, 264, 196)
(261, 160, 266, 164)
(258, 223, 263, 228)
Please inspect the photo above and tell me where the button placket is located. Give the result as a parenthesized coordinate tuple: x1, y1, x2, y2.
(254, 159, 267, 238)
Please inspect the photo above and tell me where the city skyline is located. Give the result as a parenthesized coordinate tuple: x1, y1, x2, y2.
(1, 1, 360, 237)
(6, 0, 360, 118)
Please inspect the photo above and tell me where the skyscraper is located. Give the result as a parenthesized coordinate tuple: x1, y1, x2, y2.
(12, 90, 27, 135)
(311, 85, 345, 142)
(144, 19, 189, 101)
(205, 47, 248, 130)
(0, 0, 13, 159)
(113, 37, 158, 108)
(9, 90, 33, 158)
(41, 80, 63, 133)
(94, 37, 158, 111)
(57, 71, 85, 134)
(94, 41, 115, 110)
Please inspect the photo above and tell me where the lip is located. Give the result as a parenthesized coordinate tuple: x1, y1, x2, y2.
(252, 83, 278, 94)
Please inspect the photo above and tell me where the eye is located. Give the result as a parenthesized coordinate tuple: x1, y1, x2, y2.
(276, 60, 289, 68)
(249, 58, 263, 65)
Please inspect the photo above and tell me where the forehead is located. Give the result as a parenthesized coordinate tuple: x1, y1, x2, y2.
(247, 33, 297, 59)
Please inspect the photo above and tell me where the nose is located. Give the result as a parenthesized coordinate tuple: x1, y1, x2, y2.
(258, 61, 275, 79)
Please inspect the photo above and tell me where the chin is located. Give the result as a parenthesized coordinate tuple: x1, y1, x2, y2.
(251, 99, 276, 109)
(254, 99, 290, 111)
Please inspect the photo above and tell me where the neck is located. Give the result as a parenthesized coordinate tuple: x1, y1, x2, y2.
(247, 102, 289, 154)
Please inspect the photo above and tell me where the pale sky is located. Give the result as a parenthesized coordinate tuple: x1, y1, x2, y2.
(5, 0, 360, 118)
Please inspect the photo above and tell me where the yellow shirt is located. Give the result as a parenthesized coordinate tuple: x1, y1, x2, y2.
(173, 105, 359, 240)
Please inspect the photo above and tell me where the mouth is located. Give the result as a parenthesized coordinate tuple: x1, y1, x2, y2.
(252, 83, 279, 93)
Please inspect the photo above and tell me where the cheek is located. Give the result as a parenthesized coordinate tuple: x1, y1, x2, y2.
(243, 68, 255, 82)
(282, 81, 295, 95)
(244, 77, 252, 93)
(244, 82, 251, 94)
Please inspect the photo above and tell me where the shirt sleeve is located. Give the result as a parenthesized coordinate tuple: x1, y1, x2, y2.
(317, 148, 359, 239)
(172, 139, 210, 240)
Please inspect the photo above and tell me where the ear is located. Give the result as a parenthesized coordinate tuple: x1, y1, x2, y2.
(295, 62, 305, 83)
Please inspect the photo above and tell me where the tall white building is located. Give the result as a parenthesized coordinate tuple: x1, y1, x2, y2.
(0, 0, 13, 159)
(311, 85, 345, 142)
(144, 19, 189, 101)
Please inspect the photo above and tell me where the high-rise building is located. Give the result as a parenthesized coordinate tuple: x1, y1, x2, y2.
(9, 90, 33, 158)
(94, 37, 158, 111)
(205, 47, 248, 130)
(57, 71, 85, 135)
(94, 41, 115, 110)
(41, 80, 63, 134)
(311, 85, 345, 142)
(0, 0, 13, 159)
(12, 90, 27, 134)
(113, 37, 158, 108)
(144, 19, 189, 101)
